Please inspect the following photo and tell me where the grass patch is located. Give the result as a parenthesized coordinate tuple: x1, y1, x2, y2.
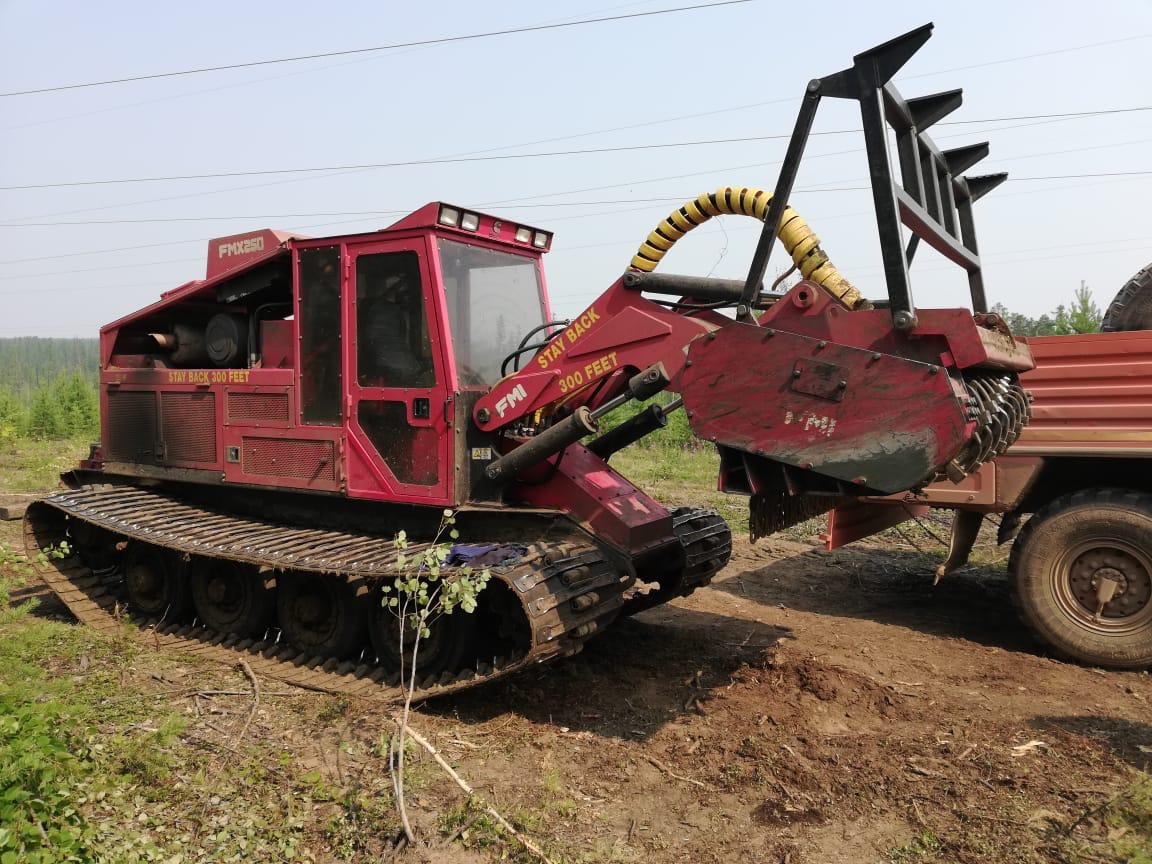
(612, 443, 747, 527)
(0, 435, 89, 494)
(0, 590, 330, 862)
(886, 829, 944, 862)
(1063, 774, 1152, 864)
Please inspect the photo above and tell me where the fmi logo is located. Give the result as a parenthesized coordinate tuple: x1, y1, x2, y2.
(218, 236, 265, 259)
(494, 383, 527, 418)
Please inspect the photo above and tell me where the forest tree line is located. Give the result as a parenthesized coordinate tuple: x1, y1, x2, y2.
(0, 338, 99, 445)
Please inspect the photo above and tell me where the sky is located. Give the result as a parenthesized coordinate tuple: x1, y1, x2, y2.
(1, 0, 1150, 337)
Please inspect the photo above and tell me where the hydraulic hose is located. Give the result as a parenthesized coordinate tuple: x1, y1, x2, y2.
(628, 186, 863, 309)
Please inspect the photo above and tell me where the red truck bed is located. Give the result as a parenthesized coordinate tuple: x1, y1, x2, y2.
(1011, 330, 1152, 457)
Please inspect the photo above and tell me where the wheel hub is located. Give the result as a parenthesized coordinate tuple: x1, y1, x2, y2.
(1061, 543, 1152, 629)
(205, 575, 237, 607)
(294, 592, 329, 627)
(128, 567, 160, 597)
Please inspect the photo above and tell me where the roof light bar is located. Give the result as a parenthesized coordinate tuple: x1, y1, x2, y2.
(437, 205, 460, 227)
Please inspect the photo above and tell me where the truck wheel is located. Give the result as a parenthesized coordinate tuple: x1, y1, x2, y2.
(1101, 263, 1152, 331)
(1011, 489, 1152, 668)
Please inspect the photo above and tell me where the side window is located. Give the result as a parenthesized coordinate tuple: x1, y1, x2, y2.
(355, 252, 435, 388)
(298, 246, 342, 425)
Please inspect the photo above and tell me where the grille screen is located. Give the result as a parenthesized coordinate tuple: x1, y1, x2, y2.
(105, 390, 157, 463)
(242, 437, 336, 481)
(161, 392, 217, 464)
(227, 391, 290, 423)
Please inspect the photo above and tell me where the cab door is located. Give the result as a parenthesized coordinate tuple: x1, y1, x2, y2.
(345, 238, 452, 503)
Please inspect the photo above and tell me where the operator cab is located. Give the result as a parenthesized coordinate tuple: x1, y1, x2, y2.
(97, 202, 554, 508)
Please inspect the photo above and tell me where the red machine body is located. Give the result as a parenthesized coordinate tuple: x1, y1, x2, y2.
(95, 200, 1030, 564)
(98, 204, 556, 508)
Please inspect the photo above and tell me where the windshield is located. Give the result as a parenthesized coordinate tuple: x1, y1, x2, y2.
(437, 238, 546, 387)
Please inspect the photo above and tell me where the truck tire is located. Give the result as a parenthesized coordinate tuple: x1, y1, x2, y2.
(1011, 488, 1152, 668)
(1101, 263, 1152, 332)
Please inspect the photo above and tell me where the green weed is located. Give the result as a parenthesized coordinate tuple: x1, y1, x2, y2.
(887, 829, 944, 862)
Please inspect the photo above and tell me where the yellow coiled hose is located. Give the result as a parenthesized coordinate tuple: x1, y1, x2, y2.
(628, 186, 864, 309)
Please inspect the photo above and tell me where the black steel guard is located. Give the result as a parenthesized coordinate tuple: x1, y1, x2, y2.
(741, 23, 1007, 330)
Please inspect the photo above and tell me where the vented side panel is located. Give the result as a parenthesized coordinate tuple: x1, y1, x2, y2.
(242, 437, 336, 481)
(161, 392, 217, 464)
(227, 391, 290, 423)
(105, 390, 158, 463)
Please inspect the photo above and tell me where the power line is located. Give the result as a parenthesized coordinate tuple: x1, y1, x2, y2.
(0, 101, 1126, 227)
(3, 144, 1151, 266)
(0, 184, 871, 274)
(5, 106, 1150, 192)
(0, 199, 689, 228)
(0, 105, 1140, 230)
(0, 1, 753, 98)
(904, 33, 1152, 79)
(0, 131, 856, 191)
(4, 169, 1152, 277)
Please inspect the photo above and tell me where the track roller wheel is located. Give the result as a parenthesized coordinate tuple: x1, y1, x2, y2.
(1012, 488, 1152, 668)
(190, 559, 274, 637)
(277, 572, 369, 660)
(369, 596, 478, 679)
(68, 518, 119, 570)
(123, 543, 191, 621)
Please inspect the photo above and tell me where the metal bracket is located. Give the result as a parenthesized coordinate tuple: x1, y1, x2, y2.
(741, 23, 1007, 330)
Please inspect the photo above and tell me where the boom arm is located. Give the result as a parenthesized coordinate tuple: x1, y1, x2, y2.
(474, 277, 716, 432)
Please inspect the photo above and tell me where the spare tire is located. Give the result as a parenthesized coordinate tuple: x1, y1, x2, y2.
(1101, 263, 1152, 332)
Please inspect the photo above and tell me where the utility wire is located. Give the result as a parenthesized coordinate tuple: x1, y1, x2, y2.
(4, 137, 1152, 266)
(0, 0, 753, 97)
(0, 101, 1129, 226)
(5, 106, 1150, 192)
(3, 169, 1151, 276)
(903, 33, 1152, 79)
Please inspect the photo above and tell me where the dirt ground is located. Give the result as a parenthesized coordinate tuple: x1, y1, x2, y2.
(6, 513, 1151, 863)
(418, 532, 1152, 863)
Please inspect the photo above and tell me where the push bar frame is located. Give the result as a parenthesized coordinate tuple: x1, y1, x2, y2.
(740, 22, 1007, 330)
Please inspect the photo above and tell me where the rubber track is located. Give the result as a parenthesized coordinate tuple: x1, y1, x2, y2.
(24, 485, 630, 702)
